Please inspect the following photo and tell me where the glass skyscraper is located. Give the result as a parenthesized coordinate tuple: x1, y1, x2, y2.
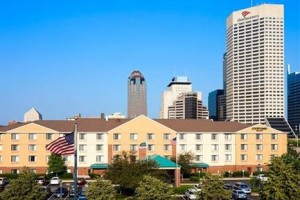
(288, 70, 300, 133)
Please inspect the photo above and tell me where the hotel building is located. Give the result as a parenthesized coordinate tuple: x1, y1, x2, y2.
(225, 4, 284, 124)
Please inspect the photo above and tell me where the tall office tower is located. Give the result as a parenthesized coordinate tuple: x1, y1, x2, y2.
(288, 67, 300, 133)
(159, 76, 192, 119)
(208, 89, 226, 121)
(168, 92, 208, 119)
(225, 4, 284, 124)
(128, 70, 147, 118)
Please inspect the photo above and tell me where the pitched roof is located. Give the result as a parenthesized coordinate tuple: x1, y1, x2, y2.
(155, 119, 251, 132)
(147, 154, 180, 169)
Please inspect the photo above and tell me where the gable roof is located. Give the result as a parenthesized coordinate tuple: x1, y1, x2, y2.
(147, 154, 180, 169)
(155, 119, 251, 132)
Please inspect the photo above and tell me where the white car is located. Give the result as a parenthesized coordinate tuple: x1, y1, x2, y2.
(50, 177, 61, 185)
(256, 174, 268, 181)
(184, 188, 199, 200)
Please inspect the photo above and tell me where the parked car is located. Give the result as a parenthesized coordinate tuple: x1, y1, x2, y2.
(223, 184, 234, 190)
(232, 190, 247, 200)
(184, 188, 199, 200)
(77, 178, 87, 186)
(233, 182, 251, 194)
(193, 184, 202, 192)
(50, 176, 60, 185)
(69, 185, 82, 197)
(53, 187, 68, 198)
(78, 190, 87, 200)
(0, 177, 9, 186)
(36, 176, 47, 185)
(256, 174, 268, 181)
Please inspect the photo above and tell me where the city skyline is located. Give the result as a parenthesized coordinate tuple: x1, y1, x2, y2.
(1, 0, 299, 124)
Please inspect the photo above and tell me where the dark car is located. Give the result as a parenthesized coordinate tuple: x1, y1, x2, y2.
(0, 177, 9, 186)
(77, 178, 87, 186)
(69, 185, 82, 197)
(36, 176, 48, 185)
(232, 189, 247, 200)
(223, 184, 233, 190)
(78, 190, 87, 200)
(54, 187, 68, 198)
(233, 182, 251, 194)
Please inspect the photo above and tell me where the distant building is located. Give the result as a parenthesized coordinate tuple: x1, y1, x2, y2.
(208, 89, 226, 121)
(24, 108, 42, 122)
(107, 113, 126, 119)
(168, 92, 208, 119)
(159, 76, 192, 119)
(225, 4, 284, 124)
(127, 70, 147, 118)
(288, 67, 300, 133)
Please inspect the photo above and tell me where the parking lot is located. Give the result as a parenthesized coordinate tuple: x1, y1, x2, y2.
(46, 182, 88, 200)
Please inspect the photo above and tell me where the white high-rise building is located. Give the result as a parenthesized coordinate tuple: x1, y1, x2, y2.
(159, 76, 192, 119)
(225, 4, 284, 124)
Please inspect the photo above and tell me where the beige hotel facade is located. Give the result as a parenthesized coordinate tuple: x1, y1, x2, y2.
(0, 115, 287, 176)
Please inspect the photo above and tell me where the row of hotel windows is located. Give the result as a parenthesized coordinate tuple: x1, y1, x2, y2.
(195, 154, 277, 162)
(0, 155, 105, 163)
(2, 133, 279, 141)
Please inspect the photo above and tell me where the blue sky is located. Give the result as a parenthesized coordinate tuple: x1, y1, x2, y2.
(0, 0, 299, 124)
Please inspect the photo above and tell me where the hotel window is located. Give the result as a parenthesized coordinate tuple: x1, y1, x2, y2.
(256, 144, 263, 150)
(271, 134, 278, 140)
(130, 144, 138, 151)
(147, 133, 154, 140)
(28, 144, 36, 151)
(241, 144, 248, 150)
(211, 134, 218, 140)
(211, 155, 219, 162)
(256, 154, 263, 161)
(11, 156, 19, 163)
(163, 133, 170, 140)
(11, 133, 19, 140)
(130, 133, 138, 140)
(164, 144, 170, 151)
(180, 144, 187, 151)
(0, 155, 2, 162)
(241, 154, 248, 161)
(11, 169, 19, 174)
(196, 144, 203, 151)
(45, 155, 50, 162)
(79, 144, 87, 152)
(79, 156, 86, 163)
(96, 155, 103, 162)
(225, 133, 232, 140)
(28, 156, 37, 162)
(179, 133, 186, 140)
(0, 170, 2, 174)
(225, 154, 232, 161)
(11, 144, 19, 151)
(0, 145, 2, 151)
(28, 133, 37, 140)
(96, 144, 103, 151)
(270, 154, 278, 158)
(46, 133, 53, 140)
(113, 145, 120, 151)
(148, 144, 154, 151)
(271, 144, 278, 150)
(62, 155, 71, 162)
(241, 134, 248, 140)
(225, 144, 232, 151)
(30, 169, 37, 173)
(211, 144, 219, 151)
(96, 133, 103, 140)
(256, 134, 263, 140)
(113, 133, 120, 140)
(79, 133, 86, 140)
(196, 155, 203, 162)
(196, 133, 202, 140)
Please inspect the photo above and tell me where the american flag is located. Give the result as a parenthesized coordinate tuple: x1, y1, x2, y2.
(170, 137, 176, 145)
(46, 133, 74, 155)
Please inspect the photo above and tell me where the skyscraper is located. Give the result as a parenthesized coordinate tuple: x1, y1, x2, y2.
(288, 67, 300, 133)
(225, 4, 284, 124)
(159, 76, 192, 119)
(127, 70, 147, 118)
(208, 89, 226, 121)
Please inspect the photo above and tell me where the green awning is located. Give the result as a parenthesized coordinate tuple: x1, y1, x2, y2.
(190, 163, 209, 168)
(90, 163, 108, 169)
(145, 154, 181, 169)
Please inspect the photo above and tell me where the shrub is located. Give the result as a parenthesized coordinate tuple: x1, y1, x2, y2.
(88, 173, 100, 179)
(190, 176, 199, 182)
(1, 173, 19, 179)
(173, 185, 192, 194)
(60, 173, 73, 179)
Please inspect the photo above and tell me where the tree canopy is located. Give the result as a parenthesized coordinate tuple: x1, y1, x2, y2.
(197, 173, 231, 200)
(135, 175, 174, 200)
(86, 178, 116, 200)
(47, 153, 67, 176)
(104, 151, 167, 194)
(171, 151, 194, 177)
(0, 167, 46, 200)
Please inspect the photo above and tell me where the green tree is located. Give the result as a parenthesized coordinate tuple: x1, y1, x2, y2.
(171, 151, 195, 177)
(47, 153, 67, 176)
(259, 156, 300, 200)
(104, 151, 165, 194)
(0, 167, 46, 200)
(197, 173, 231, 200)
(135, 175, 174, 200)
(86, 178, 116, 200)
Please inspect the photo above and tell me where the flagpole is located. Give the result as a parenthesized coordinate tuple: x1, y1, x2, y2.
(74, 121, 78, 200)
